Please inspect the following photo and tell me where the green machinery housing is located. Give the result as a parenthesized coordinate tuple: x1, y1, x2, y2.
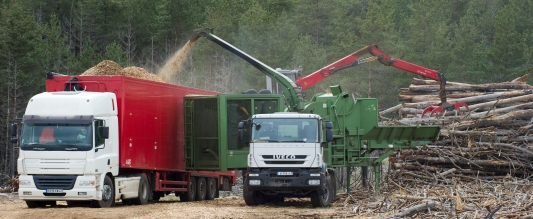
(184, 93, 284, 171)
(303, 85, 440, 168)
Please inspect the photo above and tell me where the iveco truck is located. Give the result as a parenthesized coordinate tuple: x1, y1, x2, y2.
(239, 113, 336, 207)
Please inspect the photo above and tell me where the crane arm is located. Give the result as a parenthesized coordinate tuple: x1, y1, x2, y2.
(366, 45, 448, 105)
(190, 28, 304, 111)
(296, 45, 447, 106)
(295, 45, 378, 91)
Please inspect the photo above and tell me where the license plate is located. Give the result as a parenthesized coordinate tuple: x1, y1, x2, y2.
(46, 189, 63, 193)
(277, 172, 293, 176)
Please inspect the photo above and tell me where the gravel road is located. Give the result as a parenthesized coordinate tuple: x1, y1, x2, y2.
(0, 192, 348, 219)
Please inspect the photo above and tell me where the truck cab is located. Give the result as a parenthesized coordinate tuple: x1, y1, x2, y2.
(239, 113, 336, 207)
(17, 91, 118, 208)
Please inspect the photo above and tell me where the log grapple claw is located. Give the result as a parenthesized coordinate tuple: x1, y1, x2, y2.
(421, 102, 470, 117)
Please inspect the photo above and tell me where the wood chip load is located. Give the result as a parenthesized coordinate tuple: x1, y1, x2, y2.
(80, 60, 164, 83)
(380, 74, 533, 178)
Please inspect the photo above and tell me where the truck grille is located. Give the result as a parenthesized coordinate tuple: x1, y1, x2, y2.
(265, 161, 305, 164)
(262, 155, 307, 165)
(262, 155, 307, 159)
(33, 175, 77, 190)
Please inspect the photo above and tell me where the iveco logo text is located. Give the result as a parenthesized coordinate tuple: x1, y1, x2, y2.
(274, 155, 295, 159)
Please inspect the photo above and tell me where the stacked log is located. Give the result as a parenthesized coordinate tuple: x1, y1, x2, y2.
(381, 74, 533, 177)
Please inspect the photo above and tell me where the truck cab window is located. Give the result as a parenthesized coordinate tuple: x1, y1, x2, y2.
(94, 120, 105, 147)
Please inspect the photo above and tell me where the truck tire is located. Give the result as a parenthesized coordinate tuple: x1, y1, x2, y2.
(92, 175, 115, 208)
(196, 177, 207, 201)
(26, 201, 46, 208)
(243, 178, 265, 206)
(327, 169, 337, 201)
(133, 173, 150, 205)
(179, 176, 196, 202)
(205, 177, 217, 200)
(310, 178, 333, 208)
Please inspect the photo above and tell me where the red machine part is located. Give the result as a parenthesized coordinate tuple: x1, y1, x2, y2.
(295, 45, 469, 117)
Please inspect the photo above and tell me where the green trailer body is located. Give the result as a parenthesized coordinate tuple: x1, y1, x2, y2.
(302, 85, 440, 168)
(184, 94, 285, 171)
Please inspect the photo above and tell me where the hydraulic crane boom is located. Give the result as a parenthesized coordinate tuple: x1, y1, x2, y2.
(190, 28, 305, 111)
(296, 45, 469, 117)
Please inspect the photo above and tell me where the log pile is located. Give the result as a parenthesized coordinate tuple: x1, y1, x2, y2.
(381, 74, 533, 177)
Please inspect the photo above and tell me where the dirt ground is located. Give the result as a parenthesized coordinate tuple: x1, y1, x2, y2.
(0, 194, 350, 219)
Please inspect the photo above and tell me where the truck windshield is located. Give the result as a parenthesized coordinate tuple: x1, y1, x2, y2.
(20, 123, 93, 151)
(252, 118, 319, 143)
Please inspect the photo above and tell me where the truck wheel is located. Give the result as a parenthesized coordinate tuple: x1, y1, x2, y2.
(310, 178, 333, 208)
(133, 173, 150, 205)
(196, 177, 207, 201)
(243, 178, 265, 206)
(92, 175, 115, 208)
(26, 201, 46, 208)
(327, 169, 337, 201)
(205, 178, 217, 200)
(179, 176, 196, 202)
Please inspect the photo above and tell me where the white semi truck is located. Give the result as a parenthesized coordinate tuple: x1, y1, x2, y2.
(238, 113, 336, 207)
(12, 75, 237, 208)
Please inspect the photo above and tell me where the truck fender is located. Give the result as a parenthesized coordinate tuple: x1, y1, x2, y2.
(96, 173, 109, 199)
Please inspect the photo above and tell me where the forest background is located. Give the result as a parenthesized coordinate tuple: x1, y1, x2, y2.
(1, 0, 532, 182)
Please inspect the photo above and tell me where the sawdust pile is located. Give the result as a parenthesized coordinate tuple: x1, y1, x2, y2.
(157, 39, 198, 83)
(80, 60, 164, 83)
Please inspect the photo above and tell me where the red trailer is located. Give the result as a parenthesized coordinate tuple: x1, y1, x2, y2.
(16, 75, 237, 208)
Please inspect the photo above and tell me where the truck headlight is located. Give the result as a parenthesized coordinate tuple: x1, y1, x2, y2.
(20, 180, 31, 186)
(308, 179, 320, 185)
(248, 173, 259, 177)
(249, 179, 261, 185)
(79, 180, 95, 186)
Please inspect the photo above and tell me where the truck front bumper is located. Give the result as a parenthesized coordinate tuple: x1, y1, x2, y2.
(246, 168, 327, 196)
(18, 175, 100, 201)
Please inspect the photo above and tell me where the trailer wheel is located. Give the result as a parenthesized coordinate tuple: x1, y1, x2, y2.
(205, 178, 217, 200)
(243, 178, 265, 206)
(92, 175, 115, 208)
(25, 201, 46, 208)
(133, 173, 150, 205)
(196, 177, 207, 201)
(179, 176, 196, 202)
(310, 178, 333, 208)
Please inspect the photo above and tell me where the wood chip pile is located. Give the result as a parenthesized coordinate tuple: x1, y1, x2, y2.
(381, 74, 533, 177)
(80, 60, 165, 83)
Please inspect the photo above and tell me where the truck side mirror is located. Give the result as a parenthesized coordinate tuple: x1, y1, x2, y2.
(325, 121, 333, 142)
(237, 121, 245, 142)
(99, 126, 109, 139)
(10, 123, 17, 137)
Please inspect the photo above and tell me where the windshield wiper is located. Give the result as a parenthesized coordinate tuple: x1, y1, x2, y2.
(65, 147, 78, 151)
